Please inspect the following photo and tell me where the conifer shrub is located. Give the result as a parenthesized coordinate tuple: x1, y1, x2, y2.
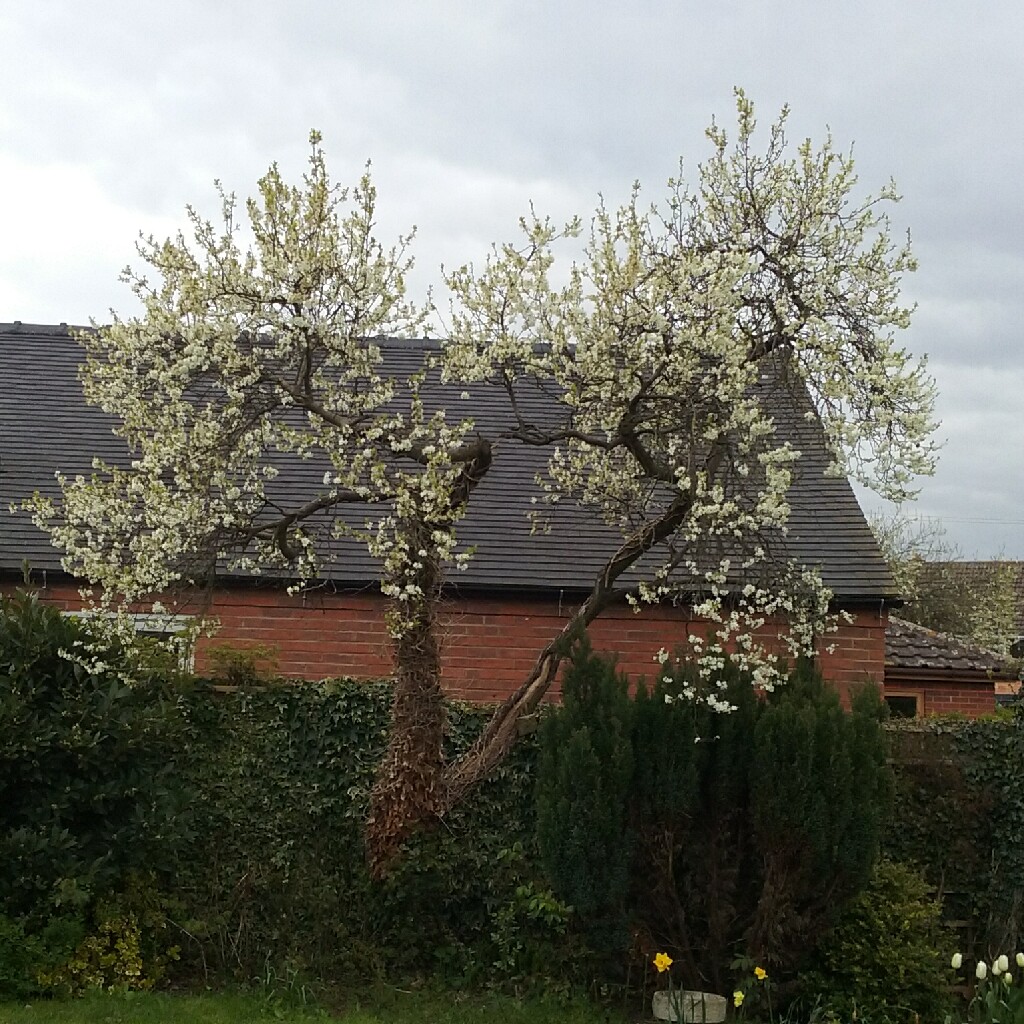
(630, 657, 761, 992)
(630, 658, 892, 989)
(537, 643, 893, 992)
(535, 637, 635, 961)
(745, 665, 892, 967)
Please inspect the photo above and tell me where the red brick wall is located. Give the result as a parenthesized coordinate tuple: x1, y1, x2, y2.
(919, 684, 994, 718)
(884, 671, 995, 719)
(5, 580, 886, 704)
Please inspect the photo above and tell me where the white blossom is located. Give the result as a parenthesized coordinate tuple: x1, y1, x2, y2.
(29, 97, 936, 704)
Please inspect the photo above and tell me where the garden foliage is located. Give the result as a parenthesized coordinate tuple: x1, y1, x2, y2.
(0, 587, 581, 992)
(0, 590, 188, 995)
(798, 858, 953, 1024)
(885, 716, 1024, 956)
(538, 651, 893, 991)
(7, 587, 1024, 1008)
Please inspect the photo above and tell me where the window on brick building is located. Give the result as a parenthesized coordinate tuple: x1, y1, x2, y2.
(883, 690, 923, 718)
(63, 610, 195, 670)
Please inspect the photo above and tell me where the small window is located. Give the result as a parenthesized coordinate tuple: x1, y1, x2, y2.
(884, 692, 922, 718)
(63, 611, 194, 670)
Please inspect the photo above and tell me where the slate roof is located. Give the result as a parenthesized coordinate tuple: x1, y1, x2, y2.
(885, 616, 1018, 679)
(0, 321, 897, 602)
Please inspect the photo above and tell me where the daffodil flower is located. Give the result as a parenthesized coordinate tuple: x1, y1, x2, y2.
(733, 991, 745, 1008)
(653, 952, 673, 973)
(754, 966, 768, 980)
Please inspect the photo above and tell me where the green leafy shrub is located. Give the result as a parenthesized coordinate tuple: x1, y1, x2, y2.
(798, 859, 953, 1024)
(0, 877, 179, 998)
(37, 908, 170, 996)
(0, 913, 44, 999)
(0, 590, 188, 923)
(535, 637, 635, 960)
(0, 590, 189, 997)
(489, 873, 577, 986)
(204, 642, 279, 686)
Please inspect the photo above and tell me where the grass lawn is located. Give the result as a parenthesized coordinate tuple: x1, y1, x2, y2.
(0, 987, 630, 1024)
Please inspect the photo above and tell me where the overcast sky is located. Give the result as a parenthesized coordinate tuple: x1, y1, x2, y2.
(2, 1, 1021, 557)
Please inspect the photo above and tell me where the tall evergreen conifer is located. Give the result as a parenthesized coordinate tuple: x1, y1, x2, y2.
(535, 637, 634, 957)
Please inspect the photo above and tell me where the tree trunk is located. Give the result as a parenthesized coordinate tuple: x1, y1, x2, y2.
(364, 541, 446, 879)
(441, 643, 562, 812)
(441, 495, 695, 811)
(440, 589, 610, 811)
(366, 494, 695, 871)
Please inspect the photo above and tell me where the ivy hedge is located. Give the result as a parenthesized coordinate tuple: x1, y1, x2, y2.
(2, 587, 1023, 1007)
(884, 715, 1024, 957)
(168, 677, 563, 985)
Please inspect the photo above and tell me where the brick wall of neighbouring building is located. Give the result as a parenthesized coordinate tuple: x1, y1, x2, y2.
(883, 671, 996, 718)
(4, 579, 887, 704)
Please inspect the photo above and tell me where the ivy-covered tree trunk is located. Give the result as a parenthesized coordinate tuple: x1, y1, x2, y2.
(364, 526, 446, 879)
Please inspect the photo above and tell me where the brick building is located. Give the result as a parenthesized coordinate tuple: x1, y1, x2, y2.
(884, 616, 1017, 717)
(0, 320, 935, 710)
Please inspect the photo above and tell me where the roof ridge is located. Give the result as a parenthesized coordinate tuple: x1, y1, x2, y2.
(888, 614, 1016, 667)
(0, 322, 81, 334)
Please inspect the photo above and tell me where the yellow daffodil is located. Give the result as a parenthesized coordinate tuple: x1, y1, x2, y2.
(733, 991, 745, 1007)
(754, 966, 768, 980)
(653, 952, 673, 973)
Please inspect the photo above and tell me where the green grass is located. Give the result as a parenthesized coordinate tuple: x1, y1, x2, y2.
(0, 987, 628, 1024)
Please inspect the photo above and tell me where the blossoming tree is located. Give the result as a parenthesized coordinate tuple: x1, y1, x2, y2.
(35, 94, 937, 873)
